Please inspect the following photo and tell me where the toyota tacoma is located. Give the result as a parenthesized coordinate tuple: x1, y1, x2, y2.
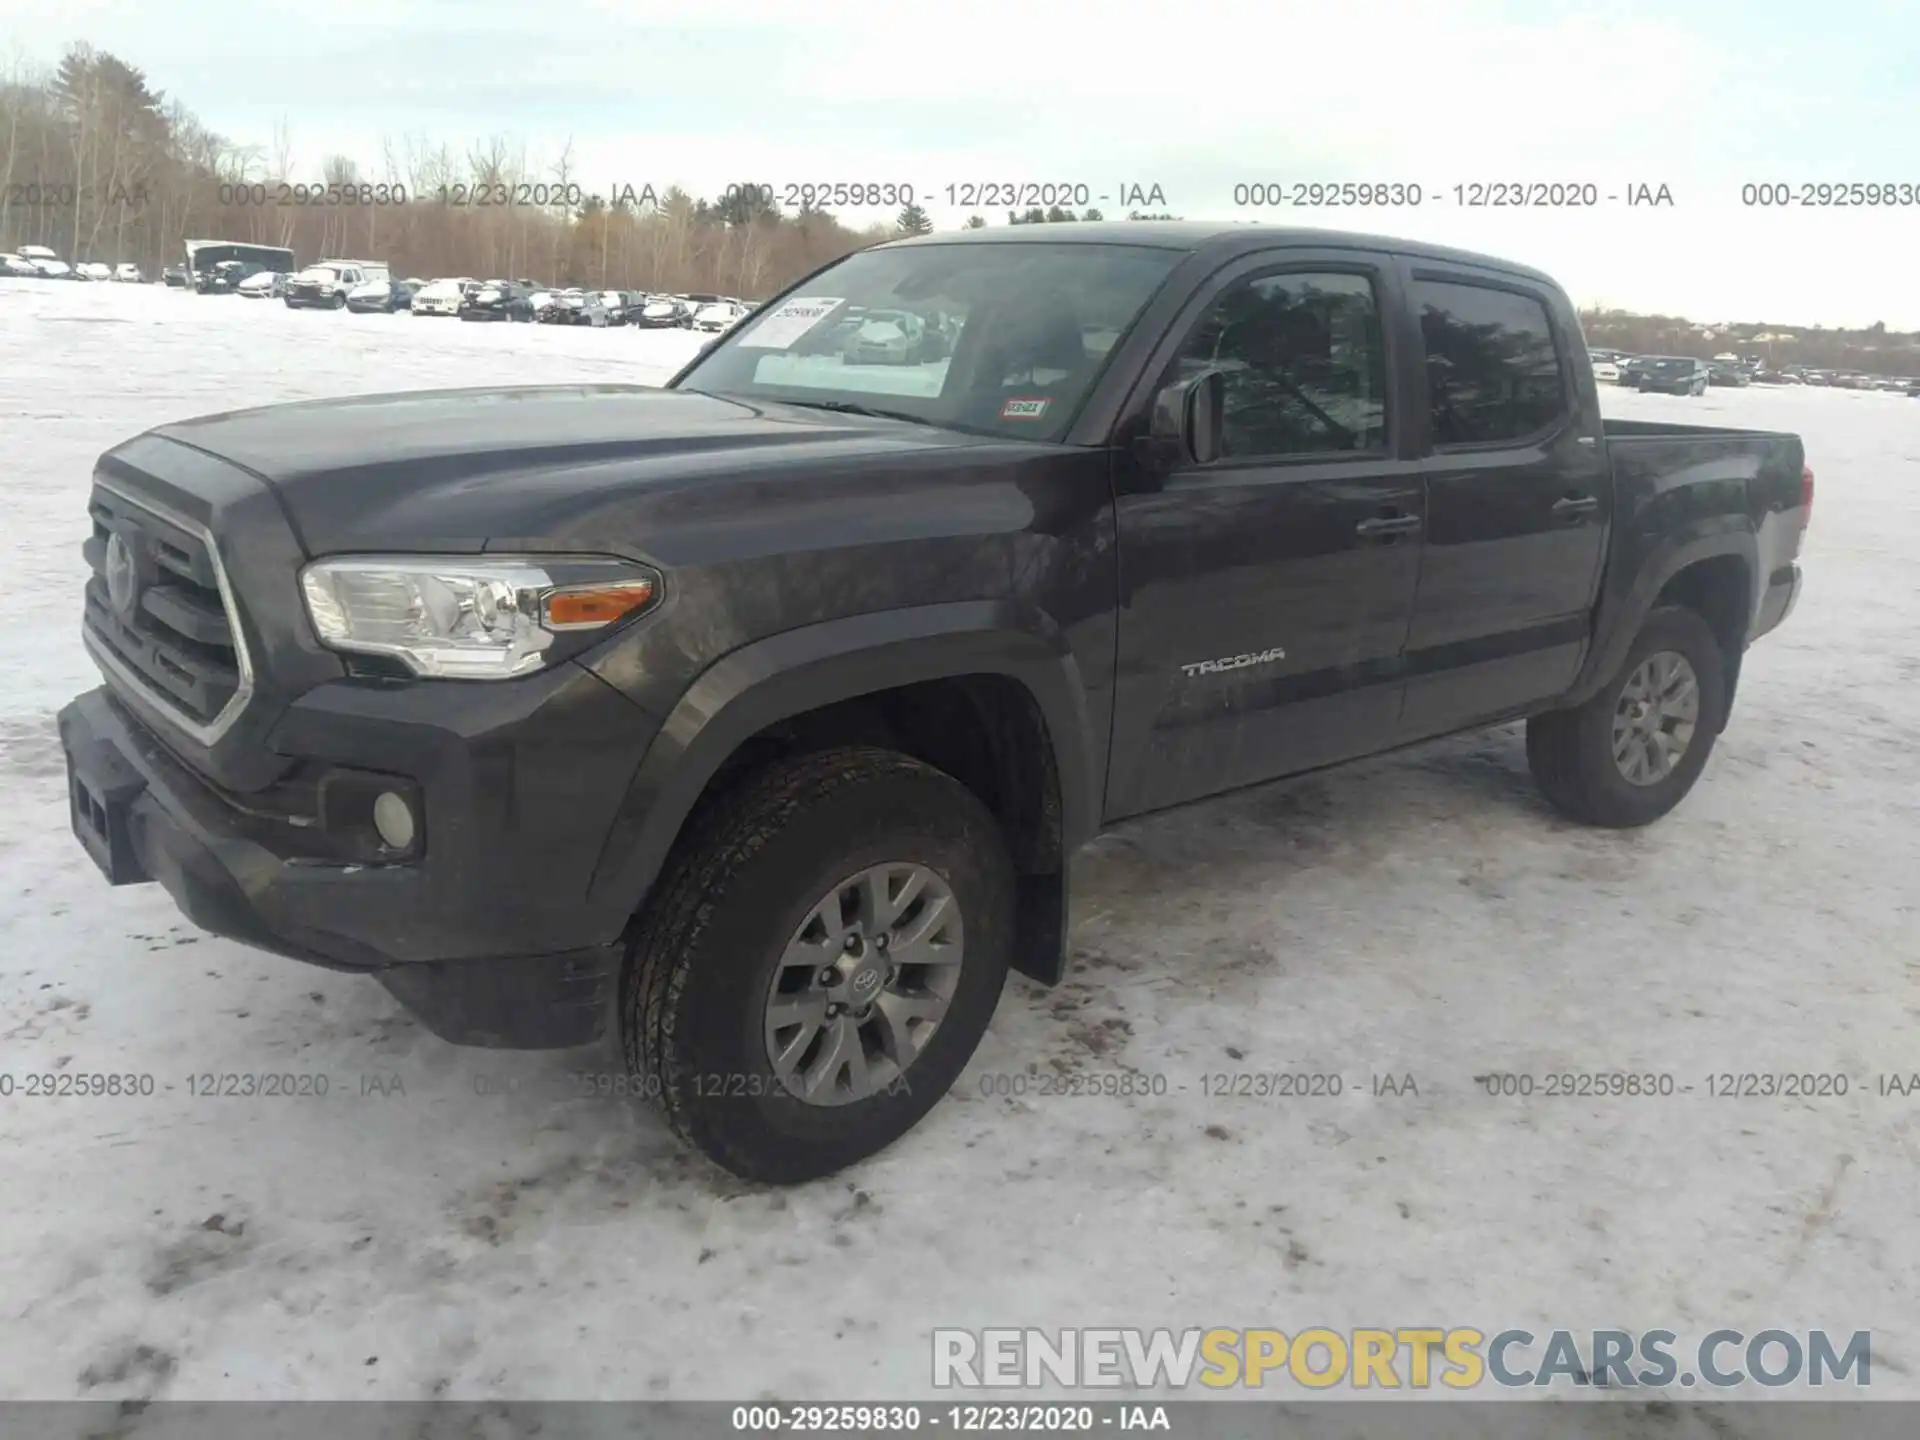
(58, 224, 1810, 1182)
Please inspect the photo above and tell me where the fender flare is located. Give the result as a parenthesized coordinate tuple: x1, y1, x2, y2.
(585, 600, 1099, 929)
(1566, 525, 1758, 707)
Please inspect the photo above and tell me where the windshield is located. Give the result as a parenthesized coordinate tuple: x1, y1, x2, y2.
(297, 266, 342, 283)
(421, 280, 463, 298)
(674, 241, 1182, 441)
(1648, 357, 1694, 372)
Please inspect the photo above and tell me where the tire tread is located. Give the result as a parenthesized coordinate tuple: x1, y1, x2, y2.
(622, 745, 956, 1172)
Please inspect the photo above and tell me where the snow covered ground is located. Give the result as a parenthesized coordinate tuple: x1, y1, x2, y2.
(0, 277, 1916, 1405)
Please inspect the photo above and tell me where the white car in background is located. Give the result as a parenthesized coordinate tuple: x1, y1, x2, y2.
(691, 300, 749, 333)
(842, 309, 931, 365)
(75, 261, 113, 281)
(113, 262, 143, 282)
(236, 270, 283, 298)
(412, 277, 471, 316)
(1592, 360, 1621, 384)
(0, 252, 38, 277)
(19, 244, 71, 278)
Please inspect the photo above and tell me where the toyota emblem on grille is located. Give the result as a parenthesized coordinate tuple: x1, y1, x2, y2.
(104, 531, 141, 621)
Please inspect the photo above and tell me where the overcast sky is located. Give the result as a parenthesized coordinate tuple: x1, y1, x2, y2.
(8, 0, 1918, 326)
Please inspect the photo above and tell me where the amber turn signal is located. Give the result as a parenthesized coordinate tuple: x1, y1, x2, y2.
(542, 579, 656, 629)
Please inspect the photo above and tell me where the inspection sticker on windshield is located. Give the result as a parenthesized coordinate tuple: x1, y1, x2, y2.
(736, 296, 845, 349)
(1001, 397, 1051, 419)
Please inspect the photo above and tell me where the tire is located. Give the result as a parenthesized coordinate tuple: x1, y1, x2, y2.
(622, 746, 1014, 1184)
(1526, 605, 1728, 828)
(332, 292, 346, 309)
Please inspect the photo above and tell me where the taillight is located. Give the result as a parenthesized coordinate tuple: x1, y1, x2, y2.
(1801, 463, 1814, 524)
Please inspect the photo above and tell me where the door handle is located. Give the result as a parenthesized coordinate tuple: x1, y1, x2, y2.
(1355, 514, 1422, 538)
(1552, 495, 1600, 518)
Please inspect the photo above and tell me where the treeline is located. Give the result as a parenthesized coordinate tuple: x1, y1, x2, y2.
(1581, 309, 1920, 377)
(0, 44, 1181, 297)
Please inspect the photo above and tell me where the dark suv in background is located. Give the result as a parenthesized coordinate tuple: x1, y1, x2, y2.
(1638, 356, 1710, 396)
(460, 281, 535, 322)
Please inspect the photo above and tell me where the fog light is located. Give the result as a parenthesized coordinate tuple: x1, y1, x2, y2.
(372, 791, 416, 850)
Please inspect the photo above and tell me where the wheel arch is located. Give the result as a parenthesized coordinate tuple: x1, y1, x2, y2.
(1568, 530, 1757, 710)
(586, 601, 1099, 985)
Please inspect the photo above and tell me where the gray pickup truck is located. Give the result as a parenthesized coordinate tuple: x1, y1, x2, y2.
(60, 223, 1809, 1181)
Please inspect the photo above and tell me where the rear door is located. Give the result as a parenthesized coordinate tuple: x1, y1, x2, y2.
(1396, 262, 1610, 738)
(1107, 248, 1426, 818)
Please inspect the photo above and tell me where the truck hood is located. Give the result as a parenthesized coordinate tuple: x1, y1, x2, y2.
(148, 385, 1000, 556)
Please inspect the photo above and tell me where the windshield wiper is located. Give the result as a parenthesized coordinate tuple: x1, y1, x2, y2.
(776, 398, 939, 428)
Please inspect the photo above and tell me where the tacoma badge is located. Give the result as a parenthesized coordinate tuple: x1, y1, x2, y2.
(1180, 647, 1286, 678)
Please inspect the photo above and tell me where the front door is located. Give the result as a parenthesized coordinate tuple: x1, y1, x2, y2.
(1107, 252, 1426, 819)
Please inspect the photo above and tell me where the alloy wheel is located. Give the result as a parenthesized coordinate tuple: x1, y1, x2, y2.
(762, 862, 964, 1106)
(1611, 650, 1701, 786)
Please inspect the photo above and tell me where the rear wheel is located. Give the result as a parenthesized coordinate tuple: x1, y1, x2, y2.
(622, 746, 1013, 1183)
(1526, 605, 1727, 828)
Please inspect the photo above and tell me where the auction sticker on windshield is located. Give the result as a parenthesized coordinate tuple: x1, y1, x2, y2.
(737, 296, 845, 349)
(1001, 397, 1051, 419)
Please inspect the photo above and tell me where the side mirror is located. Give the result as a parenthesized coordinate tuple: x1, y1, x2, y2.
(1148, 369, 1226, 466)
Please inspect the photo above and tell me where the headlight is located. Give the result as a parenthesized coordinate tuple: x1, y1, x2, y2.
(299, 556, 661, 679)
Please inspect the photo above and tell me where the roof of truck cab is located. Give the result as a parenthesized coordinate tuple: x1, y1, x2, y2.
(881, 221, 1559, 286)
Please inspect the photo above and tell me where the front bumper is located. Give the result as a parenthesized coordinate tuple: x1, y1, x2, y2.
(58, 668, 660, 1048)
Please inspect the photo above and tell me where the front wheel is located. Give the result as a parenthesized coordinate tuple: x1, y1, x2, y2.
(622, 746, 1014, 1184)
(1526, 605, 1728, 828)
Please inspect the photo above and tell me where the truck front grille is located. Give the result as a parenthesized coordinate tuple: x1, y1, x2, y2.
(82, 483, 253, 744)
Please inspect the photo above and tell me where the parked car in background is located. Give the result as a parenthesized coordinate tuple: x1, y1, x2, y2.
(461, 280, 535, 322)
(1615, 357, 1648, 387)
(285, 262, 371, 309)
(631, 295, 692, 328)
(411, 277, 471, 316)
(75, 262, 113, 282)
(346, 277, 418, 313)
(1591, 359, 1621, 384)
(162, 265, 186, 287)
(1707, 362, 1751, 387)
(692, 299, 750, 333)
(0, 253, 38, 277)
(842, 308, 935, 364)
(199, 259, 272, 293)
(236, 270, 286, 299)
(537, 288, 580, 323)
(556, 289, 610, 326)
(113, 263, 143, 283)
(1637, 356, 1710, 395)
(20, 245, 73, 278)
(596, 290, 633, 325)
